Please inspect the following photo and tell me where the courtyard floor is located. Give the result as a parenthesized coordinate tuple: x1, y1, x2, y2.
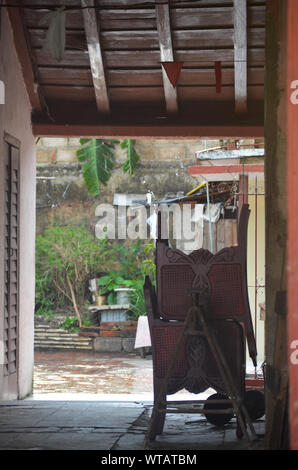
(0, 350, 265, 453)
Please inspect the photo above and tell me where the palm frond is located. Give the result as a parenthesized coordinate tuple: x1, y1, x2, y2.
(121, 139, 140, 176)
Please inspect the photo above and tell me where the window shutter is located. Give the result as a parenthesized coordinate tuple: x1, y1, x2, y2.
(3, 142, 19, 377)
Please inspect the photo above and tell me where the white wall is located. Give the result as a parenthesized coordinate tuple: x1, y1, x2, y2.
(0, 9, 36, 399)
(247, 174, 265, 371)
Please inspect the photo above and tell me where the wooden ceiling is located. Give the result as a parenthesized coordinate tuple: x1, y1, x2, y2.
(7, 0, 266, 136)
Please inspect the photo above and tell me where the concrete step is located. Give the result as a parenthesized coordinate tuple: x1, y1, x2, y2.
(34, 336, 91, 343)
(34, 342, 93, 350)
(34, 324, 93, 350)
(35, 330, 88, 339)
(34, 326, 79, 333)
(34, 330, 91, 338)
(34, 337, 92, 345)
(35, 338, 92, 346)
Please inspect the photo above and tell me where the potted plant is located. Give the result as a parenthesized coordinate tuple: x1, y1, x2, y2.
(97, 272, 134, 305)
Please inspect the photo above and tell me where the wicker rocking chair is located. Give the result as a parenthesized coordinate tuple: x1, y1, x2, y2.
(144, 204, 257, 443)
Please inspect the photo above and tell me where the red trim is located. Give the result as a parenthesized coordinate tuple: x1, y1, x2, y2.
(287, 0, 298, 451)
(246, 378, 264, 389)
(161, 61, 184, 88)
(214, 61, 222, 94)
(188, 163, 264, 175)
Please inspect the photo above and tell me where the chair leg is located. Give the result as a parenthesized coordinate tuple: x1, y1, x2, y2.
(149, 383, 167, 440)
(154, 397, 167, 436)
(149, 406, 166, 440)
(236, 413, 246, 439)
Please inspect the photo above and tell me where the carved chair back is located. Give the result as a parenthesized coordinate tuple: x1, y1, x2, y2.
(155, 204, 257, 365)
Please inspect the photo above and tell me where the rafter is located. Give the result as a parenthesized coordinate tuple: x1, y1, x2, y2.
(233, 0, 248, 114)
(155, 0, 179, 115)
(6, 1, 43, 113)
(81, 0, 110, 115)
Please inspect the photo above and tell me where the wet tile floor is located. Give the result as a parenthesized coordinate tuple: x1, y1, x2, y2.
(32, 350, 200, 401)
(33, 351, 156, 400)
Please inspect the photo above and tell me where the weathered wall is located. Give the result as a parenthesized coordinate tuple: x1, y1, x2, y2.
(0, 10, 36, 400)
(36, 138, 215, 234)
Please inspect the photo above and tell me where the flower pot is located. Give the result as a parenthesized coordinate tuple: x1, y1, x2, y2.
(96, 294, 106, 306)
(114, 288, 133, 305)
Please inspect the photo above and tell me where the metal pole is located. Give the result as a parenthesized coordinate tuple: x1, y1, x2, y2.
(206, 181, 213, 252)
(254, 176, 258, 378)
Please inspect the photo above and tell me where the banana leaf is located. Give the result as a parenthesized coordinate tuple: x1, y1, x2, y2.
(121, 139, 140, 176)
(77, 138, 118, 196)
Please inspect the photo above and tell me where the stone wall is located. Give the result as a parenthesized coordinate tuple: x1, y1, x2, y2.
(36, 137, 218, 234)
(34, 315, 137, 353)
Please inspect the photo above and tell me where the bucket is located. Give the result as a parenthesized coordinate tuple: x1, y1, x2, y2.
(114, 288, 133, 305)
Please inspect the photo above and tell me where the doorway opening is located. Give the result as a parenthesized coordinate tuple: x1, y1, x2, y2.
(33, 136, 265, 403)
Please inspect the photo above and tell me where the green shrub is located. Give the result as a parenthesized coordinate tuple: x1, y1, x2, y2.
(35, 225, 115, 326)
(36, 227, 156, 323)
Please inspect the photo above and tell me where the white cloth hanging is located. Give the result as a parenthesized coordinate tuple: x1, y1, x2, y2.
(40, 7, 66, 61)
(203, 203, 222, 223)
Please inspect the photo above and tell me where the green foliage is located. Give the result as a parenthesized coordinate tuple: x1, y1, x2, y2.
(77, 138, 140, 196)
(77, 138, 119, 196)
(120, 139, 140, 176)
(35, 274, 55, 317)
(98, 272, 133, 305)
(127, 279, 147, 321)
(36, 227, 155, 322)
(127, 254, 156, 320)
(97, 240, 156, 318)
(115, 240, 155, 280)
(59, 315, 92, 332)
(60, 316, 79, 332)
(35, 225, 115, 316)
(98, 272, 131, 294)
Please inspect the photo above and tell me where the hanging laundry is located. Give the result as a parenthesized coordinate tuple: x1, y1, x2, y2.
(203, 203, 222, 223)
(40, 7, 66, 61)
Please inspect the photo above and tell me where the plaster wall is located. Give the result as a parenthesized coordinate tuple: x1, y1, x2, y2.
(247, 174, 265, 367)
(0, 10, 36, 400)
(36, 137, 205, 234)
(36, 137, 259, 234)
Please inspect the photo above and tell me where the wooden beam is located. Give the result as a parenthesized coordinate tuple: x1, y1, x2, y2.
(155, 0, 179, 115)
(5, 3, 43, 113)
(32, 123, 264, 139)
(81, 0, 110, 115)
(233, 0, 248, 114)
